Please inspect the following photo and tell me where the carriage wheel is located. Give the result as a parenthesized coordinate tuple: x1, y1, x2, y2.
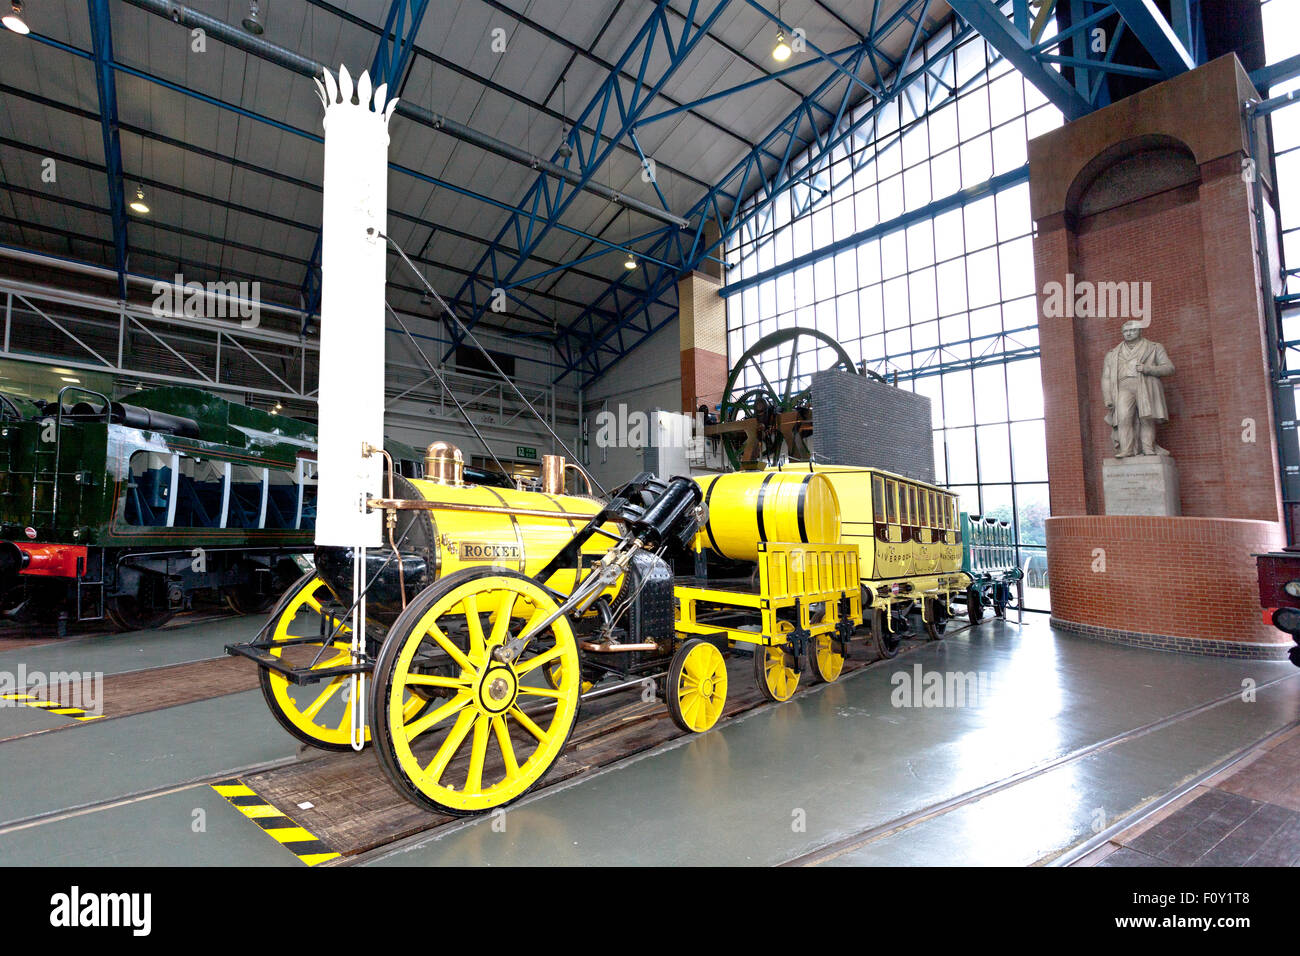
(754, 643, 801, 702)
(807, 632, 845, 683)
(871, 606, 902, 660)
(667, 639, 728, 733)
(371, 568, 581, 816)
(258, 573, 431, 752)
(923, 597, 949, 641)
(966, 586, 985, 624)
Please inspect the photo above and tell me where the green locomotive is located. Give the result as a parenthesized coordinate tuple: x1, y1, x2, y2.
(0, 385, 328, 632)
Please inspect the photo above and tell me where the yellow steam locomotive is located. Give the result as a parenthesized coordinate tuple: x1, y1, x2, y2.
(230, 442, 968, 816)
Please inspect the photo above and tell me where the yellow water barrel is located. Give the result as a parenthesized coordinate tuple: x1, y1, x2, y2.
(694, 471, 840, 561)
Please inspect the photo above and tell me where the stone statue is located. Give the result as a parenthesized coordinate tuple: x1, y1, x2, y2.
(1102, 320, 1174, 458)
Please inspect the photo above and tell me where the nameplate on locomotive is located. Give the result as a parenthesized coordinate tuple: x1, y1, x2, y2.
(459, 542, 524, 562)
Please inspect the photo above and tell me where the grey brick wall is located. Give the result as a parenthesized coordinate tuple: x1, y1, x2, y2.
(810, 370, 935, 482)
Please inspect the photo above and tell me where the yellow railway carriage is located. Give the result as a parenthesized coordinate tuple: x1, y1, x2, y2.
(765, 463, 970, 658)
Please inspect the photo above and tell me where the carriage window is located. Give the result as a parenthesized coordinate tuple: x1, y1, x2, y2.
(174, 458, 225, 528)
(906, 486, 917, 525)
(123, 451, 173, 526)
(872, 476, 885, 520)
(918, 488, 928, 526)
(927, 491, 937, 528)
(885, 480, 897, 523)
(297, 458, 318, 531)
(946, 497, 956, 529)
(227, 465, 266, 529)
(265, 468, 296, 530)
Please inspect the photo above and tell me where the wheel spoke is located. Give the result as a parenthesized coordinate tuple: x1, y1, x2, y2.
(404, 690, 472, 739)
(402, 673, 472, 690)
(424, 708, 476, 784)
(515, 644, 563, 677)
(518, 685, 563, 699)
(425, 623, 476, 674)
(466, 714, 489, 793)
(509, 705, 550, 743)
(299, 677, 346, 721)
(492, 715, 519, 779)
(488, 592, 518, 648)
(463, 593, 486, 664)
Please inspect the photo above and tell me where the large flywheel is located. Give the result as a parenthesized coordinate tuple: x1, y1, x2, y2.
(714, 327, 871, 469)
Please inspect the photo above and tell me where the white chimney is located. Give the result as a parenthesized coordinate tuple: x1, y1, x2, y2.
(311, 65, 397, 547)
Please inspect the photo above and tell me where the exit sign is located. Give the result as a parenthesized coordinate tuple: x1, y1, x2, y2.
(516, 445, 537, 460)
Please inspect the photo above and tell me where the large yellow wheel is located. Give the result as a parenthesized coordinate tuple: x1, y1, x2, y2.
(806, 632, 845, 683)
(667, 639, 728, 733)
(258, 573, 428, 752)
(371, 567, 581, 816)
(754, 643, 800, 702)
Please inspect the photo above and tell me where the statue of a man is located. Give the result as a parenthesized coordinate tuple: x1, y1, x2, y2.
(1102, 321, 1174, 457)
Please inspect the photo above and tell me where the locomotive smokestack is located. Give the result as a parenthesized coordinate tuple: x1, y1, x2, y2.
(312, 65, 397, 547)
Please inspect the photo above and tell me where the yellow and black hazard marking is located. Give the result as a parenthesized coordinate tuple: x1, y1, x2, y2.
(1, 692, 104, 721)
(211, 780, 340, 866)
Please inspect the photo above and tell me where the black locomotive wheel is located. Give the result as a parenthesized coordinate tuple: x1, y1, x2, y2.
(923, 597, 948, 641)
(966, 586, 985, 624)
(225, 567, 280, 615)
(871, 606, 902, 660)
(993, 596, 1008, 619)
(106, 591, 174, 632)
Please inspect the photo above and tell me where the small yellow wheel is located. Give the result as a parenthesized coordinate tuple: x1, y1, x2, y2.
(667, 639, 728, 733)
(258, 573, 429, 752)
(754, 643, 800, 702)
(371, 567, 581, 816)
(806, 632, 844, 683)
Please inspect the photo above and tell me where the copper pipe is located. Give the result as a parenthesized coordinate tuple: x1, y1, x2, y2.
(578, 640, 662, 653)
(565, 462, 594, 496)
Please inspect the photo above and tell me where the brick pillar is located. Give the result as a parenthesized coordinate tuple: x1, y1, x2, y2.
(678, 269, 727, 415)
(1028, 54, 1289, 657)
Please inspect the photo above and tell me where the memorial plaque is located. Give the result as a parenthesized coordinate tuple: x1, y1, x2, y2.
(1102, 455, 1181, 516)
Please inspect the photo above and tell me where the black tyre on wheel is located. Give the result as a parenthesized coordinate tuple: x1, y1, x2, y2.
(966, 585, 984, 624)
(106, 571, 174, 631)
(923, 597, 948, 641)
(871, 606, 902, 659)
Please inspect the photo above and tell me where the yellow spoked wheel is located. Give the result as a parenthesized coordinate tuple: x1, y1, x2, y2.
(754, 643, 801, 702)
(371, 567, 581, 816)
(806, 632, 845, 683)
(667, 639, 728, 733)
(258, 573, 429, 752)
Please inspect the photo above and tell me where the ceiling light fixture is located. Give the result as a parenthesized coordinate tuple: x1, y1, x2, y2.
(2, 1, 29, 35)
(129, 186, 150, 215)
(623, 252, 637, 270)
(556, 79, 573, 159)
(772, 0, 791, 62)
(772, 31, 791, 61)
(241, 1, 264, 36)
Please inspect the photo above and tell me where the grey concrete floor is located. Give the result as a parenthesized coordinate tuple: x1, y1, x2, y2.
(0, 614, 1295, 867)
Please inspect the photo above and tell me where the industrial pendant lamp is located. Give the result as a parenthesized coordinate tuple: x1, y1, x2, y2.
(2, 0, 30, 35)
(772, 0, 791, 62)
(557, 79, 573, 159)
(622, 209, 636, 270)
(241, 1, 264, 36)
(129, 186, 150, 215)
